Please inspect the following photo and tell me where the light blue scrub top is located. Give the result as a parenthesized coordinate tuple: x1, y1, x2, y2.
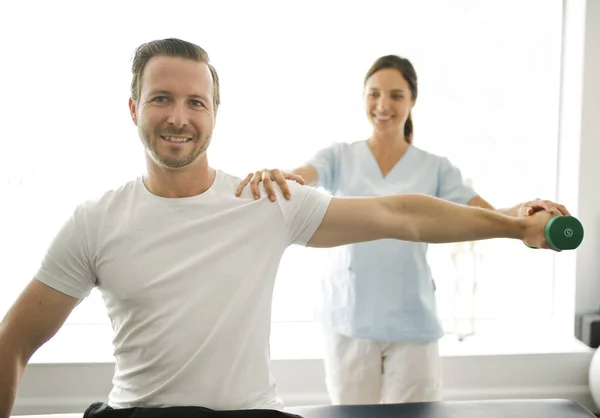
(307, 141, 478, 342)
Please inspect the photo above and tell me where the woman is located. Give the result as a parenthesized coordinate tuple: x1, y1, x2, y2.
(236, 55, 564, 405)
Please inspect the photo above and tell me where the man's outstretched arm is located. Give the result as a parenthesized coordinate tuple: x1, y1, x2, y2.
(307, 194, 557, 249)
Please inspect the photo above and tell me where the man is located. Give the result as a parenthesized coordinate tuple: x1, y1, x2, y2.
(0, 38, 566, 417)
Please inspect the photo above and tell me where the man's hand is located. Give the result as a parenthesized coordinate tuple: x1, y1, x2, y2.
(520, 207, 565, 250)
(518, 198, 570, 217)
(235, 169, 305, 202)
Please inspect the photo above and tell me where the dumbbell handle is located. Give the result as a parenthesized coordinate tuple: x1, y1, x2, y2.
(526, 215, 584, 250)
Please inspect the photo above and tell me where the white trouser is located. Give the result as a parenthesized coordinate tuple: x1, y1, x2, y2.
(322, 328, 443, 405)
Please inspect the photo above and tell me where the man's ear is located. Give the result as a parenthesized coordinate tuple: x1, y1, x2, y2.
(128, 98, 138, 126)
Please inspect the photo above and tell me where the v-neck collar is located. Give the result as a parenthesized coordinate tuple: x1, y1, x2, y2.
(362, 141, 413, 180)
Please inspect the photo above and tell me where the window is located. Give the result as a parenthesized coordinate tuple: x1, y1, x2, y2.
(0, 0, 565, 346)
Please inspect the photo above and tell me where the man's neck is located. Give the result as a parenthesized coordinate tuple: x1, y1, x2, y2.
(143, 156, 216, 198)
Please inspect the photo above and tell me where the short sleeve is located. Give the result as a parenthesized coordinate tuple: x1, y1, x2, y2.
(34, 205, 97, 299)
(305, 142, 342, 193)
(274, 181, 333, 246)
(436, 157, 479, 205)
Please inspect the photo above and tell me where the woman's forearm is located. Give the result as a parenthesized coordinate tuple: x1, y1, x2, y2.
(291, 166, 319, 187)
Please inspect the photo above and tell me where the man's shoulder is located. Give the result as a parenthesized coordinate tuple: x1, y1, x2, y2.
(77, 178, 140, 215)
(282, 181, 333, 209)
(213, 169, 256, 201)
(215, 170, 244, 188)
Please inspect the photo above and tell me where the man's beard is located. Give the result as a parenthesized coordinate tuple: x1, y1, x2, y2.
(139, 125, 211, 169)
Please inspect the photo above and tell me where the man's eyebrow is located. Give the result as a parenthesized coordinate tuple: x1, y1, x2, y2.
(189, 94, 211, 102)
(148, 91, 210, 102)
(147, 89, 172, 96)
(368, 88, 406, 93)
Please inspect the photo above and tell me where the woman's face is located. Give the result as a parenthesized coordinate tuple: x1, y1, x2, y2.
(364, 68, 414, 136)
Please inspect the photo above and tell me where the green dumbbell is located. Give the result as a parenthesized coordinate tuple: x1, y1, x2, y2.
(526, 215, 584, 250)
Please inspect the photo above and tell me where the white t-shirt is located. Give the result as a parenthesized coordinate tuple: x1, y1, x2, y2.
(34, 169, 333, 411)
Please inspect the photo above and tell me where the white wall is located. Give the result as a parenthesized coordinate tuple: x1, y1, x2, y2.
(573, 0, 600, 315)
(10, 0, 600, 416)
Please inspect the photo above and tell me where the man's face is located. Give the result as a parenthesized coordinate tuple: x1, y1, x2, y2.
(129, 56, 216, 169)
